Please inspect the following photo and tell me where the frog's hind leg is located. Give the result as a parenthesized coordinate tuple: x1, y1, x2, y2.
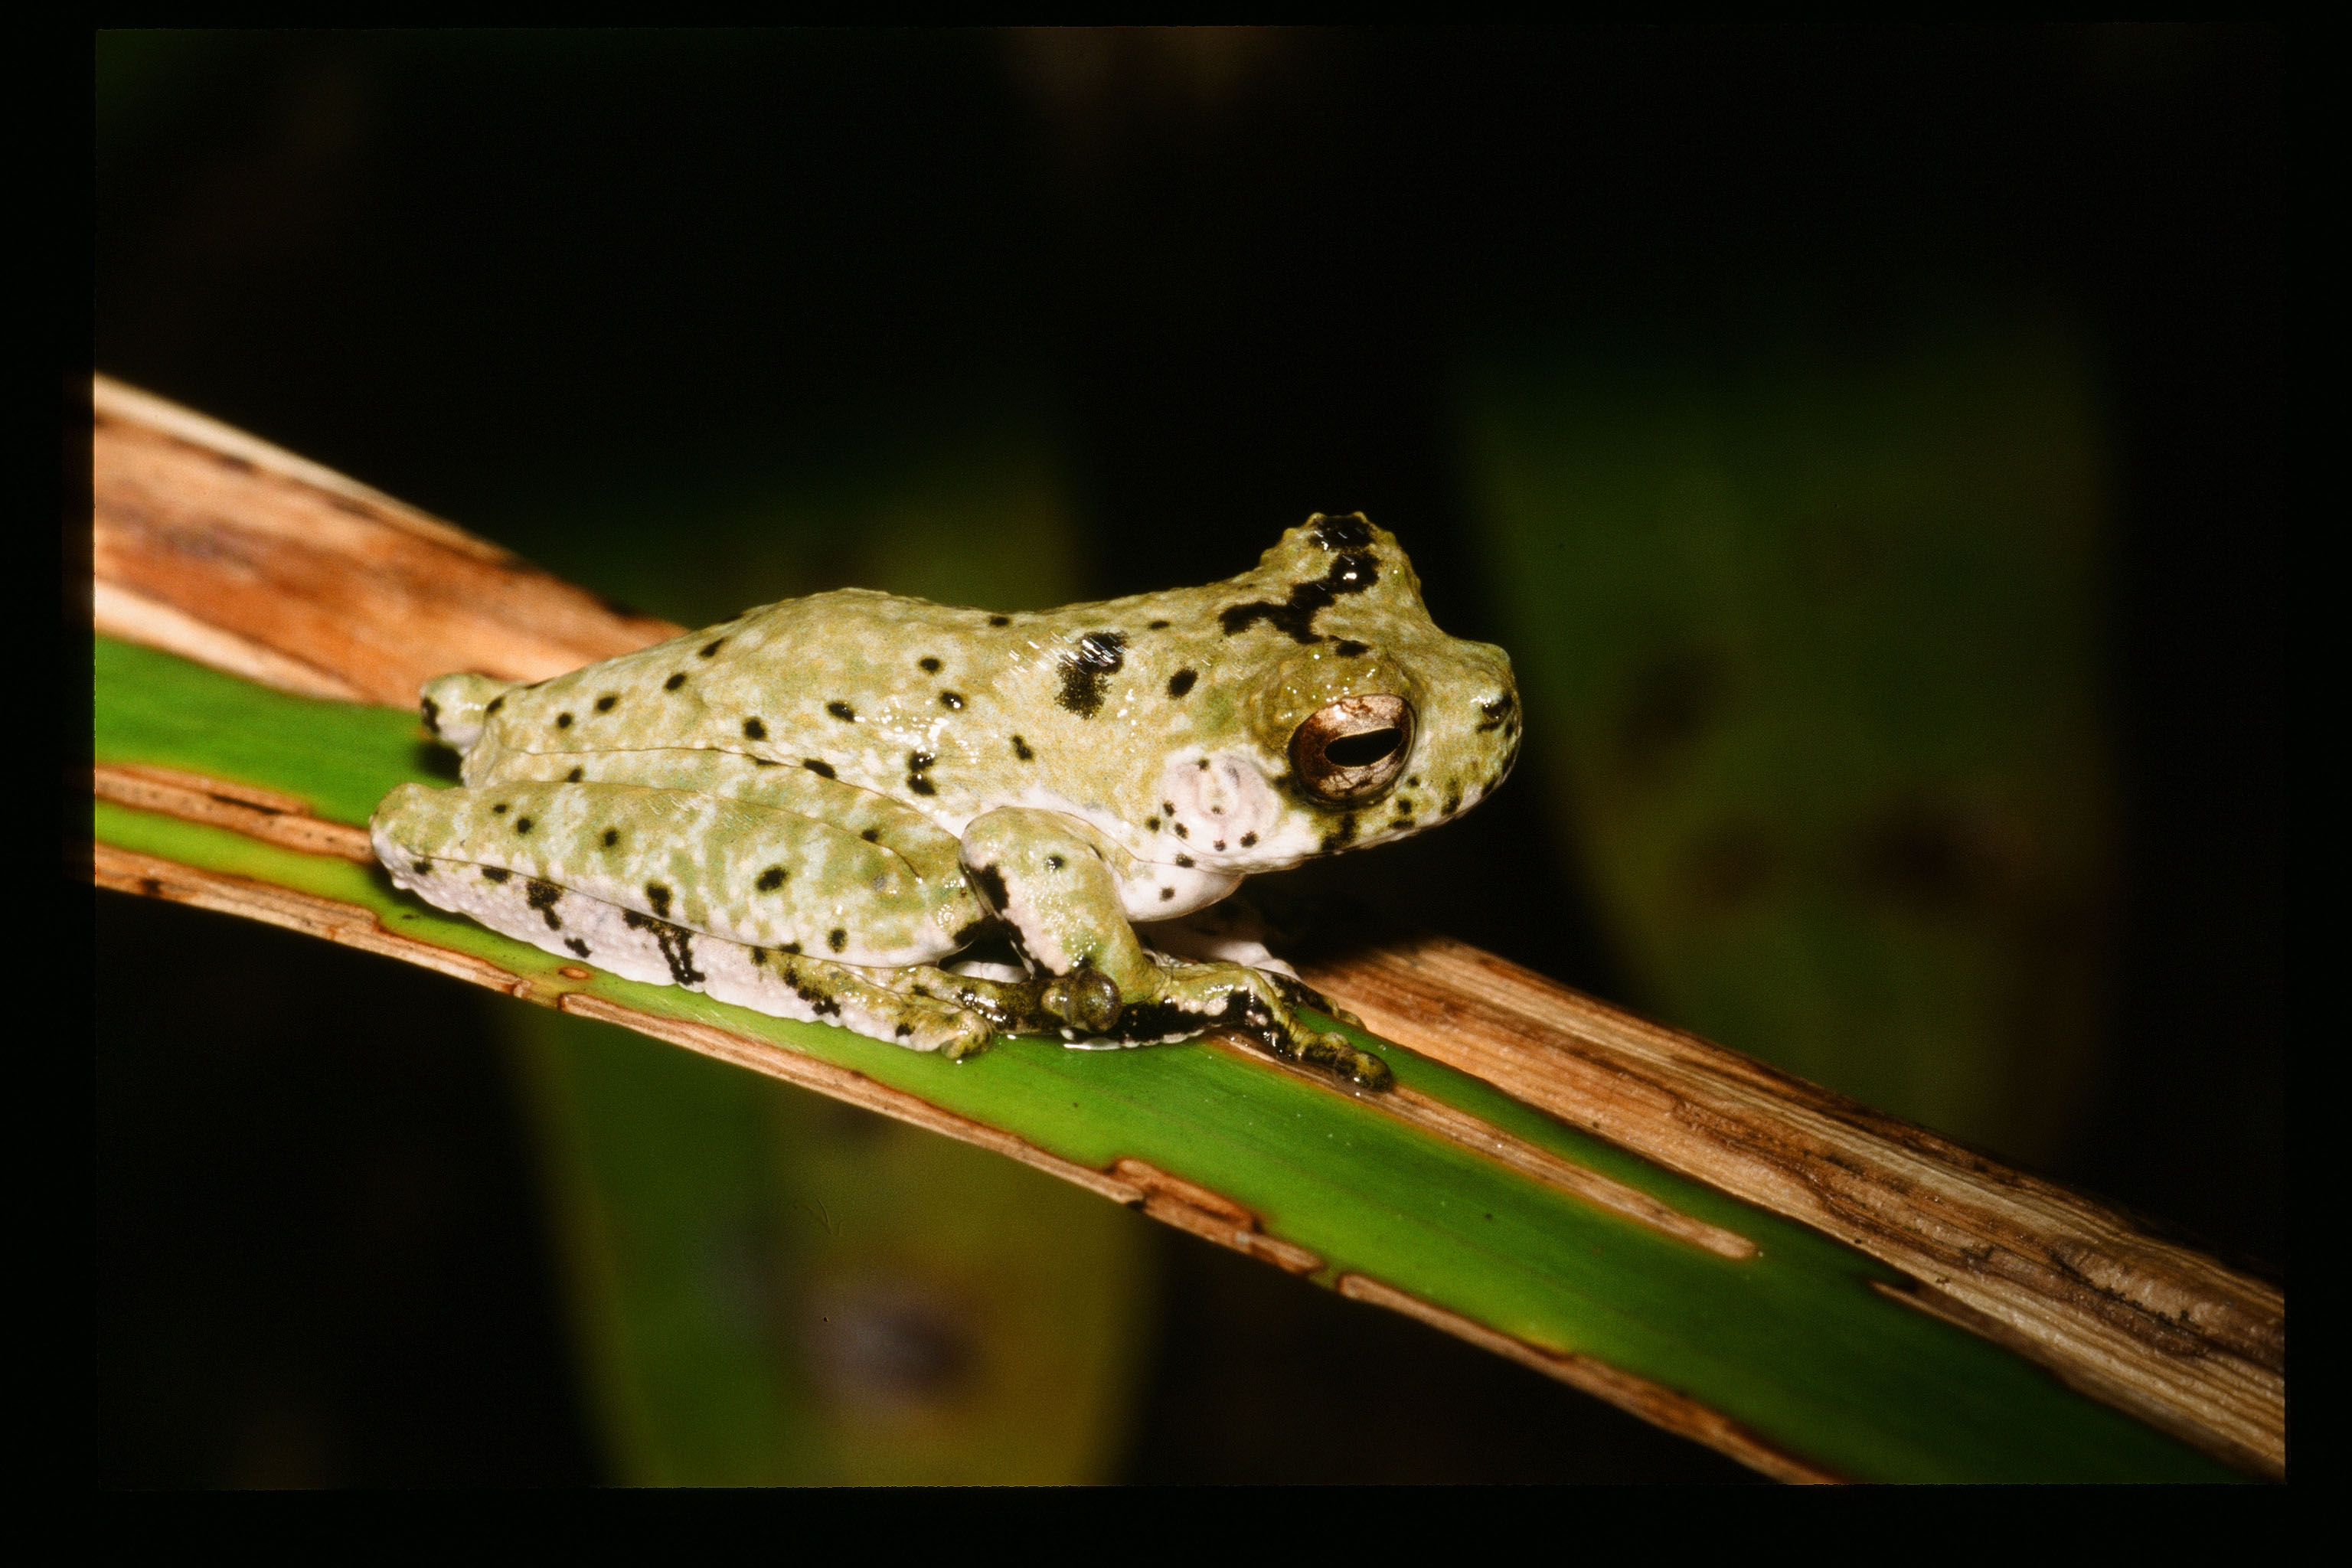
(382, 849, 991, 1057)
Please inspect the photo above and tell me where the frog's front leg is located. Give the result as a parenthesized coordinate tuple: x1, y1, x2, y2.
(957, 808, 1392, 1089)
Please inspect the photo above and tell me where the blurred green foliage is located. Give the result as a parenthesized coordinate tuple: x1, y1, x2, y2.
(1462, 317, 2112, 1162)
(509, 1008, 1154, 1485)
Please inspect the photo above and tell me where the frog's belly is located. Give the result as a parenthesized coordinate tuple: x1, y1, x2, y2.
(384, 849, 988, 1053)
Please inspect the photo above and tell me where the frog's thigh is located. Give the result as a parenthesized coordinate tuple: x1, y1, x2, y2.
(376, 840, 989, 1056)
(374, 779, 982, 965)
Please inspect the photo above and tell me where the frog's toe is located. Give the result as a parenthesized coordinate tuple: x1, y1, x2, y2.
(1040, 969, 1122, 1036)
(932, 1013, 995, 1060)
(1298, 1030, 1395, 1093)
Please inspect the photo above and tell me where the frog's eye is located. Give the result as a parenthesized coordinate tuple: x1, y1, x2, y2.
(1292, 695, 1414, 805)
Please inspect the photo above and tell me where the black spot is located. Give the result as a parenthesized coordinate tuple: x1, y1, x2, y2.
(827, 701, 857, 721)
(1442, 790, 1462, 815)
(988, 615, 1011, 626)
(525, 880, 564, 929)
(410, 858, 432, 874)
(622, 909, 704, 986)
(485, 695, 505, 716)
(1319, 813, 1360, 854)
(1240, 832, 1257, 847)
(595, 694, 619, 712)
(1217, 551, 1379, 642)
(514, 817, 534, 834)
(1213, 840, 1226, 851)
(1310, 513, 1376, 550)
(828, 928, 848, 952)
(970, 862, 1010, 912)
(1148, 619, 1171, 629)
(492, 802, 509, 814)
(752, 947, 767, 965)
(743, 717, 767, 740)
(700, 639, 726, 658)
(939, 691, 965, 710)
(556, 712, 573, 728)
(567, 766, 585, 782)
(1145, 817, 1160, 832)
(565, 937, 590, 957)
(757, 866, 788, 891)
(664, 672, 687, 691)
(603, 828, 620, 847)
(908, 776, 937, 795)
(1174, 854, 1194, 867)
(856, 828, 881, 845)
(802, 759, 836, 778)
(909, 750, 935, 771)
(1056, 631, 1127, 718)
(1334, 640, 1369, 658)
(1167, 669, 1197, 697)
(420, 696, 442, 736)
(753, 757, 778, 767)
(781, 942, 802, 956)
(1159, 887, 1176, 901)
(1046, 854, 1065, 871)
(919, 656, 942, 673)
(1174, 823, 1189, 839)
(482, 867, 510, 883)
(1197, 758, 1210, 769)
(644, 882, 672, 917)
(895, 1023, 913, 1038)
(1012, 736, 1034, 760)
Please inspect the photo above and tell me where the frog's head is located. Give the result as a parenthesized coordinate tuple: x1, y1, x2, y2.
(1216, 513, 1520, 864)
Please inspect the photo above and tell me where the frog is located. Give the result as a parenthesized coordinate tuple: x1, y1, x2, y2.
(371, 511, 1521, 1090)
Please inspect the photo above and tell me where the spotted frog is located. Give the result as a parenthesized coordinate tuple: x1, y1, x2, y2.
(372, 513, 1520, 1089)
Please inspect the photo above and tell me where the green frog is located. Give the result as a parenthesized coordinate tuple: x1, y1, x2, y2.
(372, 513, 1520, 1089)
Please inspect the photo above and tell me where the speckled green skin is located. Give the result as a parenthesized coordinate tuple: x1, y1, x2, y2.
(373, 514, 1520, 1084)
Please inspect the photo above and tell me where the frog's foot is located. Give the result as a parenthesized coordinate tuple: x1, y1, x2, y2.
(870, 963, 1122, 1044)
(871, 957, 1386, 1086)
(381, 848, 991, 1057)
(1136, 904, 1365, 1030)
(1118, 958, 1393, 1091)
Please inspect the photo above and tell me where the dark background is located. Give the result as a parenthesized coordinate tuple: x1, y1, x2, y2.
(93, 27, 2280, 1485)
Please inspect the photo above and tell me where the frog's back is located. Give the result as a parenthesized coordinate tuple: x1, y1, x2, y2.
(439, 587, 1066, 799)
